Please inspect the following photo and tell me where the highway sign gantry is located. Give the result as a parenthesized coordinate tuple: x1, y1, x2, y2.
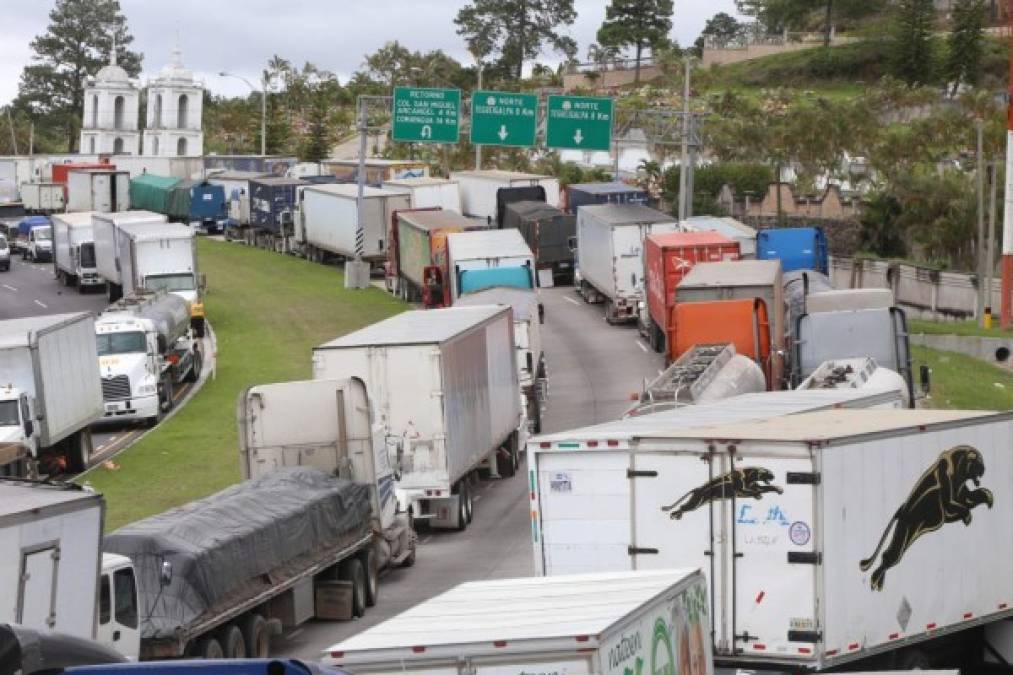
(470, 90, 538, 147)
(392, 87, 461, 144)
(545, 95, 614, 152)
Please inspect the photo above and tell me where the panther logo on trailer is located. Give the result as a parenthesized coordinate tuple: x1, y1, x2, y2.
(860, 445, 993, 591)
(660, 467, 783, 520)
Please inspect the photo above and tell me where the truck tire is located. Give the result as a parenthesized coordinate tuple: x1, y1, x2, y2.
(344, 558, 367, 618)
(220, 624, 246, 658)
(193, 318, 206, 339)
(67, 429, 92, 474)
(497, 446, 516, 479)
(185, 349, 203, 383)
(896, 647, 932, 669)
(240, 614, 270, 658)
(196, 636, 224, 658)
(363, 549, 379, 607)
(454, 481, 469, 531)
(464, 478, 474, 524)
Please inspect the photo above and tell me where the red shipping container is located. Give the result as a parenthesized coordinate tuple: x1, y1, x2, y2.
(643, 231, 739, 351)
(51, 161, 114, 185)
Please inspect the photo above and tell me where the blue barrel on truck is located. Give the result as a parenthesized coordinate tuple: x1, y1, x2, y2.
(757, 226, 828, 274)
(565, 182, 649, 214)
(249, 177, 305, 235)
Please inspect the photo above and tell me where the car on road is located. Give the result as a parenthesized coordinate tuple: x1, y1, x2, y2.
(0, 233, 9, 271)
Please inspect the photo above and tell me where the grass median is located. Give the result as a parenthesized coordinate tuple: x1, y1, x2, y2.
(83, 239, 405, 530)
(913, 345, 1013, 410)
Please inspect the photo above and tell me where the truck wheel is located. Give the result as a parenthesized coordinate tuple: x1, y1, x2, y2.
(497, 447, 516, 479)
(363, 549, 379, 607)
(197, 636, 224, 659)
(194, 318, 206, 339)
(896, 647, 931, 669)
(186, 349, 203, 383)
(241, 614, 270, 658)
(454, 481, 469, 531)
(67, 429, 92, 474)
(220, 624, 246, 658)
(341, 558, 367, 618)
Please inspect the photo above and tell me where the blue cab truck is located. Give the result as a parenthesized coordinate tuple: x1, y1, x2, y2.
(248, 177, 306, 249)
(756, 226, 828, 274)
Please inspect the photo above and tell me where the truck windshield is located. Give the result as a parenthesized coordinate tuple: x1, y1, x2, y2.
(0, 400, 19, 426)
(33, 226, 52, 240)
(97, 331, 147, 355)
(145, 273, 196, 293)
(80, 242, 96, 268)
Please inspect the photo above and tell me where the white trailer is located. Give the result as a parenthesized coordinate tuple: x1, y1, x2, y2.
(312, 306, 523, 530)
(324, 569, 713, 675)
(530, 408, 1013, 671)
(52, 211, 102, 291)
(66, 169, 129, 213)
(0, 481, 140, 660)
(576, 204, 680, 324)
(447, 228, 537, 301)
(383, 177, 462, 212)
(93, 210, 167, 299)
(300, 184, 410, 263)
(20, 182, 65, 213)
(451, 170, 561, 220)
(0, 312, 103, 475)
(683, 216, 757, 258)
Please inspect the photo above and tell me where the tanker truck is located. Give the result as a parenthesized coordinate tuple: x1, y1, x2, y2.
(94, 291, 203, 427)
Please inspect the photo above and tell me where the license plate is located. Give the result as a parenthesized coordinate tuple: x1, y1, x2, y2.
(106, 402, 122, 412)
(558, 262, 570, 268)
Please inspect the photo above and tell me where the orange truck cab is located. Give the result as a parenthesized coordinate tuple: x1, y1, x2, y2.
(643, 231, 740, 353)
(668, 298, 774, 389)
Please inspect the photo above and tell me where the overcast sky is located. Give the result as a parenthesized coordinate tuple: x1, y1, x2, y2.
(1, 0, 743, 105)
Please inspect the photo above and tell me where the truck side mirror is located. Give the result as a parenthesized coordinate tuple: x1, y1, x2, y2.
(23, 419, 33, 438)
(160, 561, 173, 587)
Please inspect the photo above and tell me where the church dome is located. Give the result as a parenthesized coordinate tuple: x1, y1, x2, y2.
(153, 46, 197, 85)
(95, 63, 131, 84)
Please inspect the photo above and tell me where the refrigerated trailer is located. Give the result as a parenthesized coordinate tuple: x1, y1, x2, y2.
(52, 212, 102, 291)
(67, 169, 130, 213)
(299, 184, 410, 264)
(576, 205, 681, 324)
(324, 569, 713, 675)
(312, 306, 523, 530)
(391, 209, 488, 306)
(451, 170, 560, 221)
(530, 408, 1013, 671)
(20, 182, 65, 214)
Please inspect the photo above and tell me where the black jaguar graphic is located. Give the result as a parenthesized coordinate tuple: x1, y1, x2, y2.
(860, 445, 993, 591)
(661, 467, 783, 520)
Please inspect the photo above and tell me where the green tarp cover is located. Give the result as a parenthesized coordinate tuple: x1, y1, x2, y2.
(129, 174, 181, 215)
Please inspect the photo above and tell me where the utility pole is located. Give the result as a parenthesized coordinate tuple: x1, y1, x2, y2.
(474, 60, 483, 170)
(1001, 0, 1013, 327)
(677, 58, 691, 222)
(988, 162, 999, 319)
(347, 95, 372, 290)
(977, 117, 986, 325)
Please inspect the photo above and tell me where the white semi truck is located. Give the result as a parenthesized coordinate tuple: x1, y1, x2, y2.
(52, 211, 103, 291)
(529, 407, 1013, 671)
(312, 306, 524, 530)
(446, 228, 538, 302)
(94, 291, 202, 426)
(0, 312, 103, 476)
(576, 204, 681, 324)
(0, 480, 140, 660)
(93, 212, 206, 337)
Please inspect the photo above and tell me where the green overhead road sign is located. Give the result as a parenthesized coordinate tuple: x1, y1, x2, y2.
(392, 87, 461, 143)
(470, 90, 538, 147)
(545, 95, 614, 151)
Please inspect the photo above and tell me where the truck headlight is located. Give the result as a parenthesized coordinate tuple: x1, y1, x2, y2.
(137, 384, 157, 395)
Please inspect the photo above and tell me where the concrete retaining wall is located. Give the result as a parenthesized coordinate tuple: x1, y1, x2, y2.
(911, 333, 1013, 370)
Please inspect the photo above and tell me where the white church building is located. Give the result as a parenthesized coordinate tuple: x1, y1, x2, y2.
(80, 44, 203, 157)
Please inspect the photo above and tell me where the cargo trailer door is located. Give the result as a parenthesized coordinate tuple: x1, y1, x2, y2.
(627, 450, 732, 653)
(730, 450, 818, 664)
(17, 545, 59, 630)
(94, 174, 111, 213)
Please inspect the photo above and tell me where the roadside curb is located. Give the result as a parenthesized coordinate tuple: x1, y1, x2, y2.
(77, 320, 218, 480)
(911, 333, 1013, 371)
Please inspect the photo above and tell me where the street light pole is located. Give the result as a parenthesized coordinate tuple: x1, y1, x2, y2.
(219, 71, 266, 156)
(475, 60, 483, 170)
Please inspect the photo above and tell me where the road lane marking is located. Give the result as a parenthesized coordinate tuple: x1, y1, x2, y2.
(563, 296, 581, 306)
(2, 284, 17, 291)
(34, 300, 47, 308)
(636, 341, 648, 353)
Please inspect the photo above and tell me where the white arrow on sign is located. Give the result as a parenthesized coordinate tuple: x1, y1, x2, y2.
(573, 129, 584, 145)
(498, 125, 509, 141)
(420, 125, 432, 139)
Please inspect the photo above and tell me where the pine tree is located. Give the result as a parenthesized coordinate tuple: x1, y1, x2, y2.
(597, 0, 674, 83)
(16, 0, 141, 152)
(891, 0, 936, 86)
(301, 95, 333, 163)
(946, 0, 986, 95)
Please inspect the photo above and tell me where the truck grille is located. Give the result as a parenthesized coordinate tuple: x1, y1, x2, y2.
(101, 375, 131, 401)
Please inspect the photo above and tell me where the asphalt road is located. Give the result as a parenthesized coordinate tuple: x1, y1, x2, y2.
(0, 249, 194, 468)
(275, 284, 665, 660)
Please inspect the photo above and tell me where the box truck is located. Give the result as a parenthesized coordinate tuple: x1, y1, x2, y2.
(390, 209, 488, 306)
(456, 287, 546, 434)
(382, 177, 461, 212)
(299, 184, 410, 264)
(312, 306, 523, 530)
(530, 408, 1013, 671)
(501, 200, 577, 284)
(20, 182, 65, 214)
(67, 169, 130, 213)
(757, 226, 829, 274)
(576, 205, 680, 324)
(447, 228, 537, 302)
(52, 211, 102, 291)
(0, 481, 139, 660)
(642, 231, 740, 353)
(451, 170, 560, 220)
(249, 177, 305, 250)
(0, 313, 103, 475)
(324, 569, 713, 675)
(95, 291, 202, 426)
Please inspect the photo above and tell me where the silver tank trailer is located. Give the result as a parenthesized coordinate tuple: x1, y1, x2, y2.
(105, 291, 190, 348)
